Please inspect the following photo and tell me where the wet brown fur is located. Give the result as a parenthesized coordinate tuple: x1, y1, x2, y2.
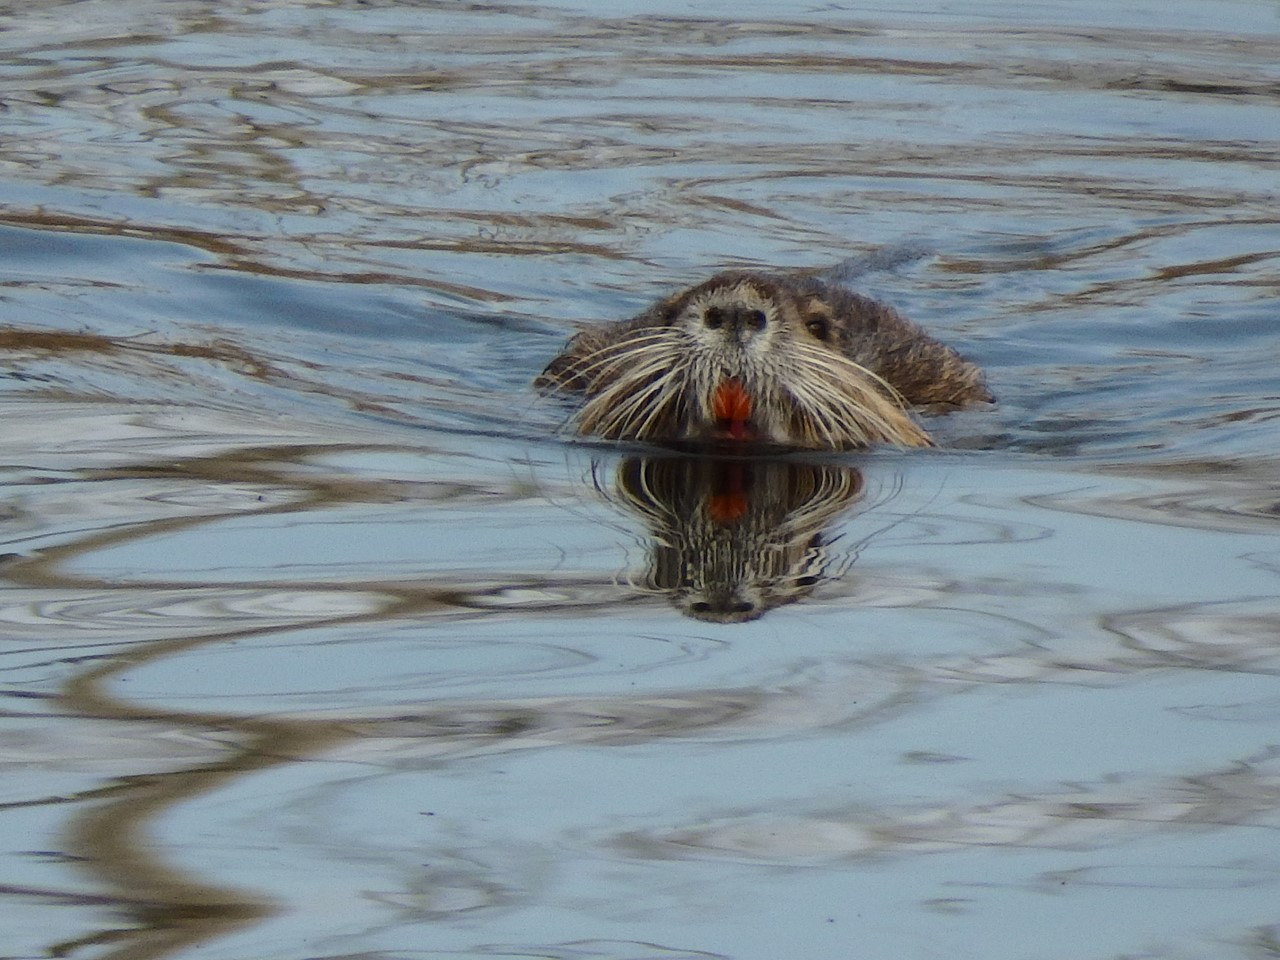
(537, 270, 991, 450)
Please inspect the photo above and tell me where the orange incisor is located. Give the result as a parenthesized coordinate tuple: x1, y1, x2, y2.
(712, 378, 754, 441)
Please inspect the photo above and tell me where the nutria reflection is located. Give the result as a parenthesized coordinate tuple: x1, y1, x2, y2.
(612, 457, 864, 622)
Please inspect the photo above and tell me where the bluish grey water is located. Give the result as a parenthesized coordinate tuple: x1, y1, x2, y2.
(2, 2, 1279, 959)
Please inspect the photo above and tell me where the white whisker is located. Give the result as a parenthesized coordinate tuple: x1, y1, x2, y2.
(536, 272, 969, 449)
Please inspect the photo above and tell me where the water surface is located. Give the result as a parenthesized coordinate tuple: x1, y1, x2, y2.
(2, 2, 1280, 958)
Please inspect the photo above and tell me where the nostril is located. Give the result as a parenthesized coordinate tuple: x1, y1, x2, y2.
(704, 304, 766, 334)
(726, 306, 766, 332)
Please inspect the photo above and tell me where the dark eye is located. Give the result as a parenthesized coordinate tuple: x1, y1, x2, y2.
(746, 309, 766, 330)
(805, 317, 831, 341)
(704, 306, 725, 329)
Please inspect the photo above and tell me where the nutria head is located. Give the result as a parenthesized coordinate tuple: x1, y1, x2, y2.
(563, 272, 931, 450)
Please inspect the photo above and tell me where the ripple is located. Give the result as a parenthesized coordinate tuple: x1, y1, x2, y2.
(1106, 601, 1280, 673)
(301, 658, 929, 755)
(0, 587, 391, 639)
(1029, 466, 1280, 534)
(615, 760, 1280, 865)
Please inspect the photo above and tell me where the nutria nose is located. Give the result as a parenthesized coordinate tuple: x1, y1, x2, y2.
(704, 305, 767, 333)
(688, 593, 759, 622)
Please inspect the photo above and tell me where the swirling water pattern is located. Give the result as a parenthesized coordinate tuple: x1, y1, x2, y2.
(1, 2, 1279, 958)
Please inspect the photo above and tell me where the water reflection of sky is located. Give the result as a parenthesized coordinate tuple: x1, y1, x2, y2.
(2, 2, 1280, 959)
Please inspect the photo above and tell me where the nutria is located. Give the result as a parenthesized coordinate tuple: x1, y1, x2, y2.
(537, 270, 990, 450)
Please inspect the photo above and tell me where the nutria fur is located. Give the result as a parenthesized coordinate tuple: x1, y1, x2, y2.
(537, 270, 990, 450)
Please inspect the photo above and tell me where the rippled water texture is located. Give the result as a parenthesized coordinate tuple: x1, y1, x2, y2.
(2, 2, 1280, 958)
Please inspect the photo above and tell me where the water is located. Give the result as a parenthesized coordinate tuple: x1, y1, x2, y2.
(2, 2, 1279, 958)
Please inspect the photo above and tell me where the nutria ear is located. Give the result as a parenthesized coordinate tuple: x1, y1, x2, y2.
(535, 328, 603, 392)
(657, 292, 687, 323)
